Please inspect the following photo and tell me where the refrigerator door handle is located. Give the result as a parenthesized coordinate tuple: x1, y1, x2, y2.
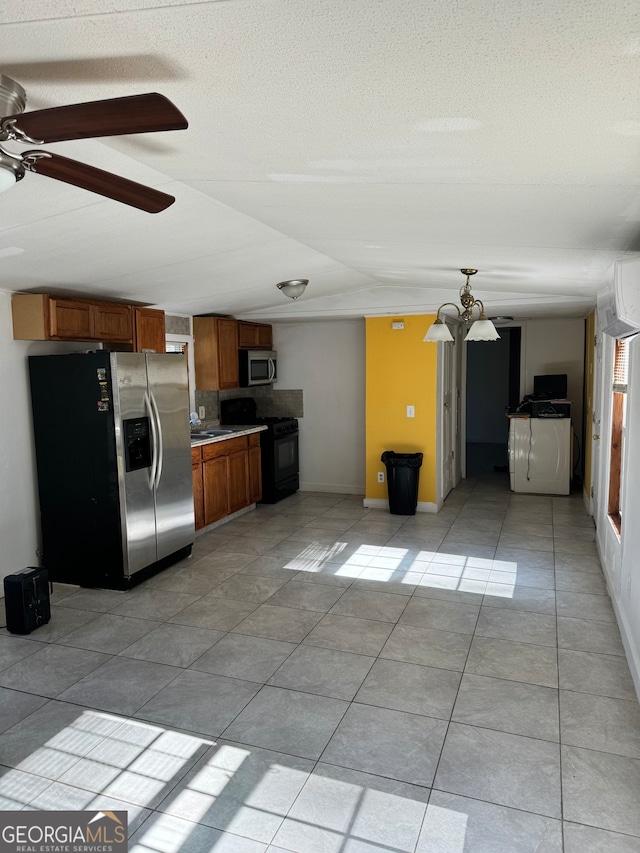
(144, 390, 158, 489)
(150, 390, 164, 490)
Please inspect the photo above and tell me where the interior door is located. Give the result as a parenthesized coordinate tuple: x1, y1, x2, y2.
(441, 332, 455, 501)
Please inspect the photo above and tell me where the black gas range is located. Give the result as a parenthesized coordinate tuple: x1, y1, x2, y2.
(220, 398, 299, 503)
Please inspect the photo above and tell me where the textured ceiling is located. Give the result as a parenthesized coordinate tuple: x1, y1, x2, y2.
(1, 0, 639, 321)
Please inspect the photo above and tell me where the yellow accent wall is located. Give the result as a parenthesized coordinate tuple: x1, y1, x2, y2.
(365, 315, 438, 505)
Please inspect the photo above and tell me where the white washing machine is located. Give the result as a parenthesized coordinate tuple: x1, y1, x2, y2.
(508, 417, 572, 495)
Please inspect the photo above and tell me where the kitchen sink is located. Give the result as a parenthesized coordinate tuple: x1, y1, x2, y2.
(190, 429, 234, 439)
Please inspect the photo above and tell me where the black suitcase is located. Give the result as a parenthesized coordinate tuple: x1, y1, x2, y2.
(3, 567, 51, 634)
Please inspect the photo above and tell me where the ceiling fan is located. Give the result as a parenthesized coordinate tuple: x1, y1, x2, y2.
(0, 74, 188, 213)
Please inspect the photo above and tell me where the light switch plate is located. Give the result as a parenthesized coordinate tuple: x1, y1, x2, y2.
(198, 406, 206, 419)
(407, 405, 415, 418)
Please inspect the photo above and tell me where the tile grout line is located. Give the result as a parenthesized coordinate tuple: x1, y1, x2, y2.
(553, 507, 566, 852)
(423, 477, 500, 821)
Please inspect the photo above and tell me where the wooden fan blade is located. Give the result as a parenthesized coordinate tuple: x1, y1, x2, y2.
(27, 152, 175, 213)
(12, 93, 187, 143)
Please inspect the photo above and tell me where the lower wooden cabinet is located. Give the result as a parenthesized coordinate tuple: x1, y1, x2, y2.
(192, 459, 204, 530)
(192, 432, 262, 530)
(203, 455, 229, 525)
(248, 434, 262, 504)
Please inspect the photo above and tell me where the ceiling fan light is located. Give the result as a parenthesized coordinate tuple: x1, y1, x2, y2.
(465, 319, 501, 341)
(424, 318, 454, 342)
(0, 152, 24, 192)
(277, 279, 308, 300)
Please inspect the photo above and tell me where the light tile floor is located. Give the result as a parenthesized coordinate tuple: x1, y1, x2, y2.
(2, 474, 640, 851)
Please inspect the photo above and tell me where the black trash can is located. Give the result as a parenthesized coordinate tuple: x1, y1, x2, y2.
(381, 451, 423, 515)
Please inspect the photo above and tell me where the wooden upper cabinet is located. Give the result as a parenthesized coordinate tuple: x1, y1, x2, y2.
(218, 318, 239, 388)
(238, 321, 273, 350)
(48, 297, 94, 340)
(134, 307, 166, 353)
(193, 316, 239, 391)
(92, 302, 133, 343)
(12, 293, 134, 344)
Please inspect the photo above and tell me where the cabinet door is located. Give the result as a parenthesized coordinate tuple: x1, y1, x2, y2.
(217, 318, 239, 389)
(238, 322, 259, 349)
(238, 322, 273, 350)
(48, 298, 94, 340)
(193, 463, 205, 530)
(227, 449, 250, 514)
(92, 303, 133, 343)
(256, 324, 273, 349)
(249, 444, 262, 504)
(203, 455, 228, 524)
(134, 307, 166, 352)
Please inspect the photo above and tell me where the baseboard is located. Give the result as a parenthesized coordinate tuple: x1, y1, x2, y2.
(195, 503, 256, 535)
(299, 482, 365, 495)
(598, 540, 640, 702)
(363, 498, 440, 514)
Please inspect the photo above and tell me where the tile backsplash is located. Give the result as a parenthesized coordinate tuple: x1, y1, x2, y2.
(165, 315, 191, 336)
(195, 387, 304, 426)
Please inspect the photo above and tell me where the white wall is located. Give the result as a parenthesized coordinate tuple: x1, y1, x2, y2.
(0, 290, 89, 584)
(273, 319, 365, 494)
(522, 318, 585, 454)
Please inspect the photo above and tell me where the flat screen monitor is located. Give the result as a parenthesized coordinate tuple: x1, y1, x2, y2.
(533, 373, 567, 398)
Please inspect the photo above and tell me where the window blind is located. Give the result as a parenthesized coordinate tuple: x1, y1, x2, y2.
(613, 340, 628, 392)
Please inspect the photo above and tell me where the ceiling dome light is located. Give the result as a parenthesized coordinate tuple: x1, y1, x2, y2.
(277, 279, 308, 300)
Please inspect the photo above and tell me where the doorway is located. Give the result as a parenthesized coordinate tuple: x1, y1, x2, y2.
(465, 327, 521, 476)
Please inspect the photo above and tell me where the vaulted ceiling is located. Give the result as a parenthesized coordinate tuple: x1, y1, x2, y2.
(1, 0, 639, 321)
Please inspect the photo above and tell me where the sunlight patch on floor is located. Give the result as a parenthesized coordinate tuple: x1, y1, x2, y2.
(284, 541, 518, 598)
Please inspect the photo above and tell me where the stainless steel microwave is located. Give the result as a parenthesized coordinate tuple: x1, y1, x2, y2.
(239, 350, 277, 386)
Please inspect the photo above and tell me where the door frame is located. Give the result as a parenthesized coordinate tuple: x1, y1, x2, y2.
(436, 321, 460, 505)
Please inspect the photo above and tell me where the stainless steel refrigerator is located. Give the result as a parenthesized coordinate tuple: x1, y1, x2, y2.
(29, 351, 195, 589)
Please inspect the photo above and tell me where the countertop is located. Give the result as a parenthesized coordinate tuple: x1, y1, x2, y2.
(190, 425, 267, 446)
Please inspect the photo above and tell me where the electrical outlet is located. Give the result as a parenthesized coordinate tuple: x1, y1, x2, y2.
(407, 405, 415, 418)
(198, 406, 206, 419)
(377, 471, 385, 483)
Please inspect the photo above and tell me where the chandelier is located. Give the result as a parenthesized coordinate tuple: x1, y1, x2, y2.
(277, 279, 308, 300)
(423, 269, 500, 342)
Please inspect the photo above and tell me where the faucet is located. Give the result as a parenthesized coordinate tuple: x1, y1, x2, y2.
(189, 411, 201, 427)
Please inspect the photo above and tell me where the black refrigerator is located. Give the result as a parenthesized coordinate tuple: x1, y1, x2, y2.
(29, 351, 195, 590)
